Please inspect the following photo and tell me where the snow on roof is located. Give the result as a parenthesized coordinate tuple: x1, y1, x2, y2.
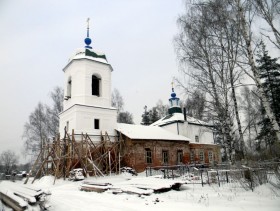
(68, 48, 108, 65)
(116, 123, 190, 142)
(151, 113, 184, 126)
(151, 112, 213, 127)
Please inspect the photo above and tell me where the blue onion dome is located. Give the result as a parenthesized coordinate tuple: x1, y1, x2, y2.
(84, 37, 92, 46)
(171, 88, 176, 98)
(171, 92, 176, 98)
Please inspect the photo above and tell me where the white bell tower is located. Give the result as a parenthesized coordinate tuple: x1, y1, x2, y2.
(59, 19, 117, 140)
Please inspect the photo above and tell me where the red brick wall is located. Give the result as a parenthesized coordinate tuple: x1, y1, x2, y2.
(122, 136, 190, 172)
(189, 143, 221, 165)
(121, 135, 221, 172)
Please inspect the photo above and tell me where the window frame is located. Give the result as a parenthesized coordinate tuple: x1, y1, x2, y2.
(177, 150, 183, 164)
(145, 148, 152, 164)
(195, 135, 199, 143)
(190, 150, 195, 163)
(162, 150, 169, 164)
(208, 151, 213, 163)
(199, 150, 204, 163)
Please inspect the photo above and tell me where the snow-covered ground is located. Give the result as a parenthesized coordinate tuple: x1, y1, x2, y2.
(1, 173, 280, 211)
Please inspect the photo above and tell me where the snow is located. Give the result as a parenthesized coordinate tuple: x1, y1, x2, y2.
(116, 123, 190, 141)
(1, 174, 280, 211)
(67, 48, 108, 65)
(0, 186, 28, 208)
(152, 112, 213, 127)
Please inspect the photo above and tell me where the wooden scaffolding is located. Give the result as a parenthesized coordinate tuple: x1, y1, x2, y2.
(25, 129, 125, 184)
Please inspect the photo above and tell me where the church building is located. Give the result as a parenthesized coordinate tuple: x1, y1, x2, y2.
(59, 21, 221, 173)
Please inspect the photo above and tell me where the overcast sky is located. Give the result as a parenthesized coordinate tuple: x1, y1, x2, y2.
(0, 0, 186, 161)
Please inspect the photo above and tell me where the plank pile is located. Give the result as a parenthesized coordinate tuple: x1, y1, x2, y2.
(80, 177, 183, 196)
(0, 181, 50, 210)
(80, 182, 112, 193)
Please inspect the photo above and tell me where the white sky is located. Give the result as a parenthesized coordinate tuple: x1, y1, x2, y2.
(0, 0, 186, 161)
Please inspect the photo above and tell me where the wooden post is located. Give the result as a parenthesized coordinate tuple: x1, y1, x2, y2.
(24, 150, 43, 184)
(226, 171, 229, 183)
(109, 150, 111, 176)
(118, 152, 121, 175)
(201, 170, 204, 187)
(217, 170, 220, 187)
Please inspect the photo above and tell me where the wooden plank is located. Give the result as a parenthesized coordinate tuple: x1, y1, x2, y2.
(0, 191, 28, 211)
(13, 191, 36, 204)
(80, 184, 110, 193)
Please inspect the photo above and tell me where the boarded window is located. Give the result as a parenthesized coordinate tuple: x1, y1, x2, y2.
(145, 148, 152, 164)
(92, 75, 100, 96)
(199, 150, 204, 163)
(162, 150, 169, 164)
(208, 151, 213, 163)
(94, 119, 100, 129)
(177, 150, 183, 164)
(195, 135, 199, 143)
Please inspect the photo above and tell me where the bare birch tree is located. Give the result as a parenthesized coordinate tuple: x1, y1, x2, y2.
(23, 87, 64, 156)
(175, 0, 239, 163)
(111, 88, 124, 113)
(23, 102, 48, 155)
(231, 0, 280, 142)
(254, 0, 280, 49)
(46, 86, 64, 137)
(241, 86, 261, 152)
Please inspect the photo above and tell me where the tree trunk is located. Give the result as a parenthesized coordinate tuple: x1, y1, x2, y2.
(235, 0, 280, 142)
(230, 70, 245, 159)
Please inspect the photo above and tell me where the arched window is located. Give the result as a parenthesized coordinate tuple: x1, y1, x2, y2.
(67, 77, 72, 98)
(92, 75, 100, 96)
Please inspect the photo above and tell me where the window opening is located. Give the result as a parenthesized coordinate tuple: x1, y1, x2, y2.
(94, 119, 100, 129)
(92, 75, 100, 96)
(145, 148, 152, 164)
(190, 150, 195, 162)
(208, 151, 213, 163)
(199, 150, 204, 163)
(67, 78, 72, 99)
(162, 150, 169, 164)
(177, 150, 183, 164)
(195, 135, 199, 143)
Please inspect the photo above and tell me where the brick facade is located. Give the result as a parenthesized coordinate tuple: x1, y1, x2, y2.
(120, 134, 221, 172)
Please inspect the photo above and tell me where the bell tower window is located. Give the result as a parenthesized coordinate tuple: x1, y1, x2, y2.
(92, 75, 100, 96)
(67, 77, 72, 99)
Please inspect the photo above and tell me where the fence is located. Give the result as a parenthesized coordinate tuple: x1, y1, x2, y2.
(145, 164, 271, 191)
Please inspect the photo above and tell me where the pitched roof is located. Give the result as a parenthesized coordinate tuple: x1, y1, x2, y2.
(116, 123, 190, 142)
